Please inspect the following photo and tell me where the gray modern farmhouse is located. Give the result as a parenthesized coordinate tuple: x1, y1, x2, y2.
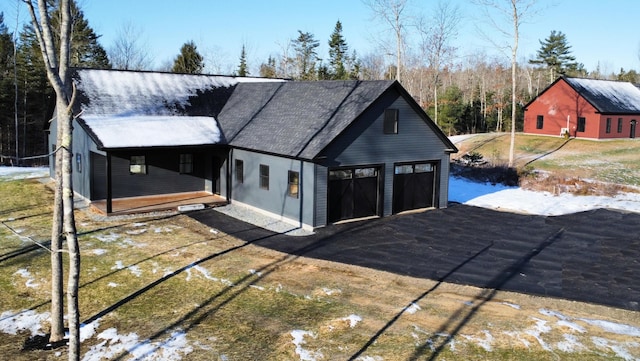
(48, 69, 457, 230)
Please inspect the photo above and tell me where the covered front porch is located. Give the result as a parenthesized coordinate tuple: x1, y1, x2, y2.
(90, 191, 227, 216)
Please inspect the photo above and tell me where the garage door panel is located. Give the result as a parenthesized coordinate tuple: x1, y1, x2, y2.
(393, 162, 436, 213)
(328, 167, 380, 223)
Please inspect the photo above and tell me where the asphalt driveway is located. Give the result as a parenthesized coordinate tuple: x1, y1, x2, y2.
(189, 203, 640, 311)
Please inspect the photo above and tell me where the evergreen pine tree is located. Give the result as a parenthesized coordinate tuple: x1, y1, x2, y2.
(0, 13, 15, 162)
(237, 45, 248, 76)
(292, 31, 319, 80)
(172, 41, 204, 74)
(328, 20, 349, 80)
(51, 0, 111, 68)
(529, 30, 578, 81)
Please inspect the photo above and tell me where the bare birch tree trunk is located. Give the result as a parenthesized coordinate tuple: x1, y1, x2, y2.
(50, 135, 64, 343)
(24, 1, 80, 359)
(507, 0, 519, 168)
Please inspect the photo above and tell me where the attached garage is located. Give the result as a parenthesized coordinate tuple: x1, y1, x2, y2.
(328, 166, 382, 223)
(392, 162, 438, 214)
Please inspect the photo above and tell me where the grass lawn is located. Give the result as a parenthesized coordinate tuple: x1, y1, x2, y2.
(1, 178, 639, 360)
(453, 133, 640, 193)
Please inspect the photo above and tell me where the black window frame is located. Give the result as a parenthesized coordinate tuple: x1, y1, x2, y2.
(179, 153, 193, 174)
(259, 164, 269, 190)
(383, 108, 399, 134)
(606, 118, 612, 134)
(287, 170, 299, 198)
(129, 155, 147, 175)
(536, 115, 544, 129)
(618, 118, 623, 133)
(235, 159, 244, 183)
(577, 117, 586, 132)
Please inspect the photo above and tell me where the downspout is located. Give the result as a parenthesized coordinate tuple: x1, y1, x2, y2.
(227, 148, 233, 203)
(299, 159, 304, 229)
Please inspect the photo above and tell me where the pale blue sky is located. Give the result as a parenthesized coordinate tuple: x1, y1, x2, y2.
(2, 0, 639, 75)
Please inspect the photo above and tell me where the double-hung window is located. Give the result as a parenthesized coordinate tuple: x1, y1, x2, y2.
(179, 154, 193, 174)
(383, 109, 399, 134)
(259, 164, 269, 190)
(130, 155, 147, 175)
(235, 159, 244, 183)
(288, 170, 299, 198)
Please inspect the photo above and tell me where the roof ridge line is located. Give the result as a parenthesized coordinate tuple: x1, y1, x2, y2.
(296, 81, 362, 158)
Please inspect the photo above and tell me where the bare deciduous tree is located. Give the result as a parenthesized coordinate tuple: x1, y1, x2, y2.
(473, 0, 540, 167)
(23, 0, 81, 360)
(363, 0, 410, 83)
(108, 21, 152, 70)
(418, 0, 460, 125)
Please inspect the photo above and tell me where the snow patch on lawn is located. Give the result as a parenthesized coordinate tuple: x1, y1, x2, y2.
(14, 268, 39, 288)
(406, 302, 421, 314)
(0, 166, 49, 181)
(111, 261, 142, 277)
(185, 265, 233, 286)
(290, 330, 323, 361)
(341, 314, 362, 328)
(82, 328, 192, 361)
(0, 310, 49, 336)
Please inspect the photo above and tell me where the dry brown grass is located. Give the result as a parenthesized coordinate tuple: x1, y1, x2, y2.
(452, 133, 640, 195)
(1, 179, 639, 360)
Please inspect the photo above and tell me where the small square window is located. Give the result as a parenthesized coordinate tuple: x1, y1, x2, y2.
(536, 115, 544, 129)
(179, 154, 193, 174)
(260, 164, 269, 190)
(288, 170, 299, 198)
(235, 159, 244, 183)
(130, 155, 147, 175)
(383, 108, 399, 134)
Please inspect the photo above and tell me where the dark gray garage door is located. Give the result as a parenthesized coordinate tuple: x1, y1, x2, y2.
(393, 162, 436, 213)
(328, 167, 380, 223)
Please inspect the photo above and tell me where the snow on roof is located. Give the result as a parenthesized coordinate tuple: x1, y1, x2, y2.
(81, 115, 222, 149)
(75, 69, 284, 117)
(565, 77, 640, 113)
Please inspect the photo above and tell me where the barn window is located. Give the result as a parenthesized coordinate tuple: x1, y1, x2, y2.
(288, 170, 299, 198)
(606, 118, 612, 133)
(536, 115, 544, 129)
(577, 117, 586, 132)
(235, 159, 244, 183)
(130, 155, 147, 175)
(259, 164, 269, 190)
(179, 153, 193, 174)
(383, 108, 399, 134)
(618, 118, 623, 133)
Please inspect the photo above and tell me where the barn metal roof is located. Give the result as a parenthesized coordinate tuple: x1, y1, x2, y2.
(564, 77, 640, 114)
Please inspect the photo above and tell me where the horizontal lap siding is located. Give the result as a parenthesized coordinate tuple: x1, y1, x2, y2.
(318, 91, 452, 220)
(110, 149, 207, 198)
(231, 149, 315, 227)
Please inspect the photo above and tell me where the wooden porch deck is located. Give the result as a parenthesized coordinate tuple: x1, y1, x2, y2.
(90, 191, 227, 216)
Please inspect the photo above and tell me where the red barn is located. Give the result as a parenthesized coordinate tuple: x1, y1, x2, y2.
(524, 77, 640, 139)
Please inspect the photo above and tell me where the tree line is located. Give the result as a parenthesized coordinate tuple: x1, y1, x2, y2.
(1, 0, 639, 166)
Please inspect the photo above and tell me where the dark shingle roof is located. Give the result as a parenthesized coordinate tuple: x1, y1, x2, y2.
(71, 69, 456, 156)
(564, 77, 640, 114)
(220, 80, 395, 158)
